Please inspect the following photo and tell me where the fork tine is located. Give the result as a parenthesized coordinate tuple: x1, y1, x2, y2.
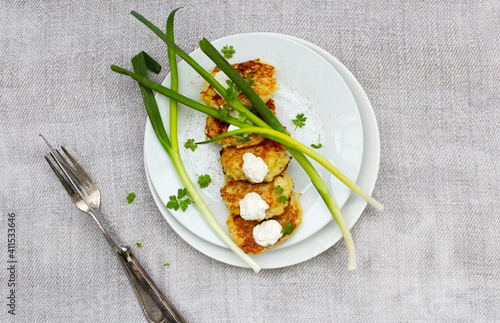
(53, 150, 95, 203)
(45, 156, 75, 197)
(61, 146, 97, 189)
(41, 134, 100, 208)
(56, 150, 86, 187)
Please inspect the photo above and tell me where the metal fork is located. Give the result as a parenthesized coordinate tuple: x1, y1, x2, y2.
(41, 135, 186, 323)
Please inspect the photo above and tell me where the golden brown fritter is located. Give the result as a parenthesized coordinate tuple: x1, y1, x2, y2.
(221, 172, 294, 219)
(200, 59, 278, 109)
(226, 193, 303, 254)
(204, 99, 277, 148)
(220, 139, 291, 183)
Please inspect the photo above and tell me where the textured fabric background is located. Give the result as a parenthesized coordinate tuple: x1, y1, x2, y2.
(1, 0, 499, 322)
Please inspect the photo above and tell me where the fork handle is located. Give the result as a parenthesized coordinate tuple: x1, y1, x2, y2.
(117, 247, 186, 323)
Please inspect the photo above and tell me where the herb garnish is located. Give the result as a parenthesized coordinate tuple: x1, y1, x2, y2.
(221, 45, 235, 59)
(163, 262, 170, 266)
(184, 139, 198, 151)
(292, 113, 307, 130)
(246, 73, 255, 86)
(225, 80, 240, 100)
(125, 189, 136, 204)
(235, 133, 251, 143)
(217, 103, 231, 118)
(135, 237, 145, 248)
(237, 111, 248, 123)
(311, 135, 323, 149)
(278, 196, 288, 204)
(166, 188, 193, 211)
(281, 222, 295, 235)
(197, 174, 211, 188)
(274, 185, 284, 194)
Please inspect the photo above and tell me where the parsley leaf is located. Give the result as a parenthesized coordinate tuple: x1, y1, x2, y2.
(246, 73, 255, 86)
(197, 174, 212, 188)
(225, 80, 240, 100)
(235, 133, 251, 143)
(177, 188, 188, 199)
(221, 45, 235, 59)
(166, 188, 193, 212)
(280, 222, 295, 235)
(179, 199, 191, 211)
(135, 237, 145, 248)
(126, 191, 136, 204)
(237, 112, 248, 123)
(278, 196, 288, 205)
(292, 113, 307, 130)
(217, 104, 231, 118)
(184, 139, 198, 152)
(274, 185, 284, 194)
(311, 135, 323, 149)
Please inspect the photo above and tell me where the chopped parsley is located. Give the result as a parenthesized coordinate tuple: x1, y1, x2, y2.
(311, 135, 323, 149)
(235, 133, 251, 143)
(126, 191, 136, 204)
(217, 104, 231, 118)
(184, 139, 198, 152)
(197, 174, 212, 188)
(166, 188, 193, 212)
(163, 262, 170, 266)
(274, 185, 284, 194)
(292, 113, 307, 130)
(225, 80, 240, 100)
(274, 185, 288, 204)
(237, 111, 248, 123)
(281, 222, 295, 235)
(246, 73, 255, 86)
(221, 45, 235, 59)
(135, 237, 145, 248)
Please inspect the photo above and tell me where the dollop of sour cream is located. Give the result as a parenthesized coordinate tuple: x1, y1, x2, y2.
(213, 71, 238, 96)
(242, 153, 269, 183)
(253, 220, 283, 247)
(228, 109, 241, 133)
(239, 192, 269, 221)
(226, 108, 253, 133)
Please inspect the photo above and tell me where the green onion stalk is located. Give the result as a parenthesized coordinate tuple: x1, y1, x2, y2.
(112, 10, 384, 270)
(129, 10, 261, 273)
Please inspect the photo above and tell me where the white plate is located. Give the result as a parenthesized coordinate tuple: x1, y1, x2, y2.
(144, 33, 380, 269)
(144, 33, 363, 249)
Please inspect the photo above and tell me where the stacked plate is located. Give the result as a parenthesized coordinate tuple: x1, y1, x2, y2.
(143, 33, 380, 269)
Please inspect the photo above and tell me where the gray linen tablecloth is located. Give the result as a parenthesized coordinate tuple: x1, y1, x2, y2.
(1, 0, 499, 322)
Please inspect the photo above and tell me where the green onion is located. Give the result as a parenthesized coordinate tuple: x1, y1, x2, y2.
(129, 10, 261, 273)
(196, 127, 383, 211)
(113, 10, 385, 270)
(198, 38, 364, 270)
(129, 11, 267, 129)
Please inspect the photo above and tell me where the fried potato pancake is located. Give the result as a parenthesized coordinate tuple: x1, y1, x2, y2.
(200, 59, 278, 109)
(220, 139, 291, 183)
(221, 172, 293, 219)
(226, 193, 303, 254)
(204, 99, 277, 148)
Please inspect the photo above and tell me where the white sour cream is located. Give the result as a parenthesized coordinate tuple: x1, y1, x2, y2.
(239, 192, 269, 221)
(242, 153, 269, 183)
(253, 220, 283, 247)
(227, 109, 241, 133)
(213, 71, 239, 96)
(227, 124, 240, 132)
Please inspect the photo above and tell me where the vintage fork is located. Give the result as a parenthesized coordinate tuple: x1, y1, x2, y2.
(41, 135, 186, 323)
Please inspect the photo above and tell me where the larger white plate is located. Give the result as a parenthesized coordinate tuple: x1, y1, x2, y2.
(144, 33, 363, 249)
(144, 33, 380, 269)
